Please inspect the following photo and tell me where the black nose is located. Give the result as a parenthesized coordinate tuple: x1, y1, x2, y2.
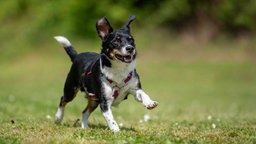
(126, 46, 134, 53)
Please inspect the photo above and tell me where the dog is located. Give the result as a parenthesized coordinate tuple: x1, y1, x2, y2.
(54, 15, 158, 132)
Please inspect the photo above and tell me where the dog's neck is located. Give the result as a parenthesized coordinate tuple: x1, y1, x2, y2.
(100, 55, 136, 84)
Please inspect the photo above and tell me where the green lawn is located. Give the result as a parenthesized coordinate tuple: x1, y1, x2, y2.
(0, 39, 256, 143)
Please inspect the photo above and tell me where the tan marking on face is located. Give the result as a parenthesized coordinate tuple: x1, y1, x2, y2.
(110, 52, 115, 59)
(110, 49, 122, 60)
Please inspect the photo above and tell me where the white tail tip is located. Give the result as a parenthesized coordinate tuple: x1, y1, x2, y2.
(54, 36, 71, 47)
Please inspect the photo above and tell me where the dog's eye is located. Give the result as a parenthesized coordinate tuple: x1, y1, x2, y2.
(112, 40, 120, 47)
(127, 36, 133, 41)
(112, 42, 119, 47)
(113, 36, 122, 45)
(116, 36, 121, 42)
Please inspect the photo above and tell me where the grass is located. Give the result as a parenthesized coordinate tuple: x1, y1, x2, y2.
(0, 36, 256, 143)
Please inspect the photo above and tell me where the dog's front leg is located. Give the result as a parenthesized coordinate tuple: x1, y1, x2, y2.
(100, 101, 120, 132)
(100, 82, 120, 132)
(133, 89, 158, 110)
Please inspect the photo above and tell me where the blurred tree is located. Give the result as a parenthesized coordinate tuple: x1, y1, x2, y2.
(68, 0, 132, 38)
(1, 0, 256, 40)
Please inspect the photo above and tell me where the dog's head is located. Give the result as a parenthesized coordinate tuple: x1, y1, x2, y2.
(96, 15, 136, 63)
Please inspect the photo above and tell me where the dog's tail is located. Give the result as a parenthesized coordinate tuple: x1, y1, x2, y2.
(54, 36, 78, 62)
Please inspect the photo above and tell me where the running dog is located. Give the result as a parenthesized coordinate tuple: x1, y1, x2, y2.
(54, 15, 158, 132)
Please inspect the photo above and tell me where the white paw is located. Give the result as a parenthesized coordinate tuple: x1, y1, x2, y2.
(55, 117, 62, 125)
(109, 121, 120, 132)
(55, 108, 64, 124)
(81, 122, 88, 129)
(81, 124, 88, 129)
(111, 126, 120, 132)
(146, 101, 158, 110)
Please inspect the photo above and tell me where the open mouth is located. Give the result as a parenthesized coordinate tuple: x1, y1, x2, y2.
(115, 54, 133, 63)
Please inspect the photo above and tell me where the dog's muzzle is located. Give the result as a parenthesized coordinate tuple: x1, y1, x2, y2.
(115, 53, 134, 63)
(111, 45, 135, 63)
(114, 45, 135, 63)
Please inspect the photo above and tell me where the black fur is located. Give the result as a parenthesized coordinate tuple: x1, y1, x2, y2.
(63, 45, 78, 62)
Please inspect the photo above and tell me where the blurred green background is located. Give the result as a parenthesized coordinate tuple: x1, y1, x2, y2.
(1, 0, 256, 59)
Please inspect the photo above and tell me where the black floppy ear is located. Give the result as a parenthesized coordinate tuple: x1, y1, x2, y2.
(96, 16, 113, 39)
(123, 15, 136, 30)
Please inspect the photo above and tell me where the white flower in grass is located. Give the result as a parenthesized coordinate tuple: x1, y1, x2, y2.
(144, 114, 150, 122)
(212, 123, 216, 129)
(139, 114, 151, 123)
(46, 115, 52, 119)
(207, 115, 212, 120)
(119, 123, 123, 127)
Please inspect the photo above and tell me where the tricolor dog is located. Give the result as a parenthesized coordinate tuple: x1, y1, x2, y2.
(54, 15, 158, 132)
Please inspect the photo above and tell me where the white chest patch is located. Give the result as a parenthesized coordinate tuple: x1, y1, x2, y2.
(100, 59, 137, 106)
(101, 76, 138, 107)
(112, 78, 138, 106)
(101, 59, 136, 84)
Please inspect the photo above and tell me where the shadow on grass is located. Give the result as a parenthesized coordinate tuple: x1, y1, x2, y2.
(89, 123, 136, 132)
(62, 119, 136, 132)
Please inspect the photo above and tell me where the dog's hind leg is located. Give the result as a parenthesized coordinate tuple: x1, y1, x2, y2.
(81, 98, 99, 128)
(55, 70, 80, 124)
(55, 89, 79, 124)
(55, 96, 67, 124)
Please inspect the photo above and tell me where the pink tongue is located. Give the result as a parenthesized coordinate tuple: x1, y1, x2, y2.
(124, 56, 131, 60)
